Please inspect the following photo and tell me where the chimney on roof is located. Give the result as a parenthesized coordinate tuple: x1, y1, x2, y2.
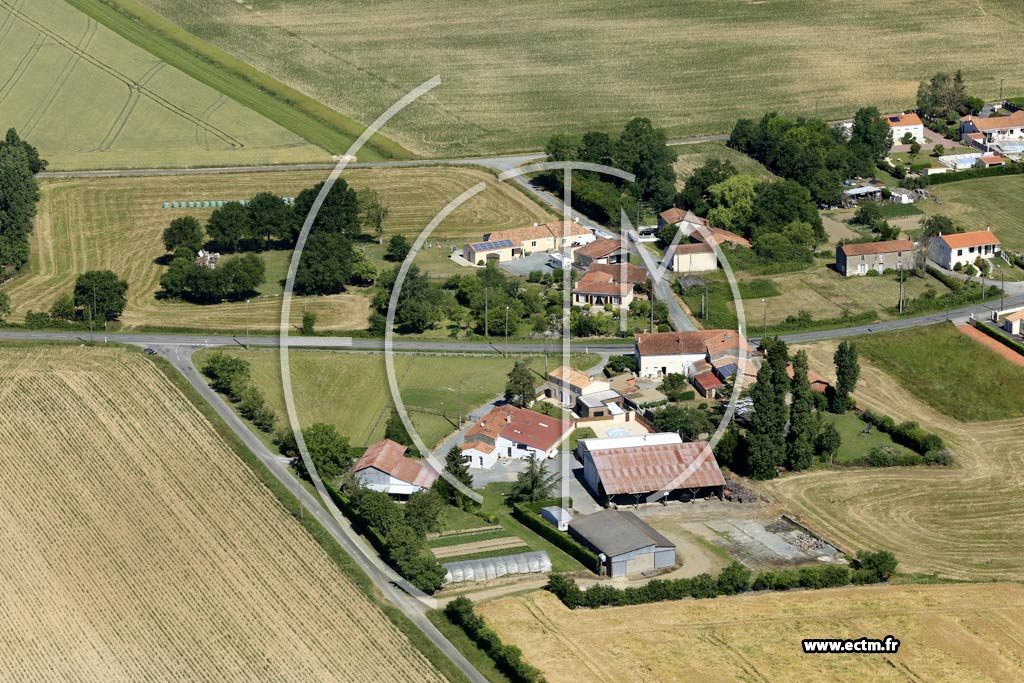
(506, 414, 512, 423)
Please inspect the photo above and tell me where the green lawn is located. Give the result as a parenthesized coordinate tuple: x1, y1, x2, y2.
(426, 611, 511, 683)
(855, 323, 1024, 422)
(427, 530, 510, 549)
(818, 412, 916, 465)
(197, 349, 596, 448)
(479, 483, 584, 573)
(920, 175, 1024, 251)
(438, 505, 493, 533)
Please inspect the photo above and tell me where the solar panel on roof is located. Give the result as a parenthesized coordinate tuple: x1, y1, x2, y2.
(889, 116, 901, 122)
(471, 239, 514, 250)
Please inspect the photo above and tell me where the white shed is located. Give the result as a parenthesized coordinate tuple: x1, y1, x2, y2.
(540, 506, 572, 531)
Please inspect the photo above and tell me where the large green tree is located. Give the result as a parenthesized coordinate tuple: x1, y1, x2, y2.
(616, 117, 678, 209)
(850, 106, 892, 159)
(162, 216, 204, 257)
(0, 131, 43, 272)
(747, 339, 789, 479)
(508, 458, 559, 504)
(206, 201, 251, 252)
(434, 445, 477, 510)
(247, 192, 291, 249)
(651, 405, 714, 441)
(357, 187, 390, 243)
(832, 340, 860, 412)
(73, 270, 128, 322)
(916, 71, 969, 120)
(277, 423, 354, 481)
(293, 180, 361, 239)
(0, 290, 9, 322)
(786, 350, 816, 471)
(504, 360, 535, 408)
(675, 158, 737, 216)
(293, 232, 356, 295)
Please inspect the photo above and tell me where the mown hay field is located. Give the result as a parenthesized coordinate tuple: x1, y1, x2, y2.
(673, 142, 775, 185)
(199, 349, 595, 448)
(920, 175, 1024, 251)
(478, 585, 1024, 683)
(0, 0, 330, 169)
(138, 0, 1024, 156)
(0, 344, 444, 683)
(760, 332, 1024, 581)
(0, 166, 549, 331)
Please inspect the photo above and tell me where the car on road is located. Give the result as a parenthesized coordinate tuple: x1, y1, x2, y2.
(144, 348, 157, 355)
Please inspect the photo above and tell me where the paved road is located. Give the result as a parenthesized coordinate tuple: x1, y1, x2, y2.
(153, 342, 488, 683)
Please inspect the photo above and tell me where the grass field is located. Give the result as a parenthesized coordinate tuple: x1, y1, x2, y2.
(0, 167, 550, 331)
(198, 349, 596, 448)
(0, 0, 335, 169)
(760, 334, 1024, 580)
(0, 344, 443, 682)
(854, 323, 1024, 422)
(818, 412, 916, 465)
(137, 0, 1024, 156)
(673, 142, 775, 184)
(478, 585, 1024, 683)
(920, 175, 1024, 251)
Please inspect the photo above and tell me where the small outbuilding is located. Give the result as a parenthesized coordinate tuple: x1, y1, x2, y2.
(541, 506, 573, 531)
(569, 509, 676, 578)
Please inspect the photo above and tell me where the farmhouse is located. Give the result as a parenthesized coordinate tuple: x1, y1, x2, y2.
(462, 221, 593, 265)
(635, 329, 751, 379)
(568, 509, 676, 578)
(884, 112, 925, 144)
(587, 262, 648, 285)
(659, 208, 751, 248)
(572, 269, 635, 311)
(461, 404, 569, 469)
(545, 366, 610, 404)
(668, 242, 717, 273)
(960, 110, 1024, 145)
(352, 439, 438, 497)
(928, 229, 1002, 270)
(573, 237, 628, 267)
(835, 239, 915, 276)
(578, 433, 726, 506)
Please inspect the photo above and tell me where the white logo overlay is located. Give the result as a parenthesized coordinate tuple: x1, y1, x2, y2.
(279, 78, 748, 603)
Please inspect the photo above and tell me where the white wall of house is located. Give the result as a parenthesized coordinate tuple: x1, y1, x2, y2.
(572, 289, 634, 311)
(671, 251, 717, 273)
(638, 352, 706, 379)
(494, 435, 558, 461)
(354, 467, 426, 496)
(890, 123, 925, 143)
(462, 446, 498, 470)
(928, 239, 1001, 270)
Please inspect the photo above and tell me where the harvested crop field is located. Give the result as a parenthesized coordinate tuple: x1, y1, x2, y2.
(0, 166, 549, 331)
(0, 0, 329, 169)
(478, 584, 1024, 683)
(0, 344, 443, 682)
(760, 336, 1024, 581)
(139, 0, 1024, 156)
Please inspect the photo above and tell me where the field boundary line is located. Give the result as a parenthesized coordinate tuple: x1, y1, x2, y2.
(0, 32, 43, 106)
(64, 0, 410, 160)
(96, 60, 167, 151)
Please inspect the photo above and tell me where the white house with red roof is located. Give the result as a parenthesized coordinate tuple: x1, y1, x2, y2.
(960, 111, 1024, 145)
(928, 229, 1002, 270)
(352, 439, 438, 497)
(634, 329, 751, 379)
(460, 404, 571, 469)
(884, 112, 925, 144)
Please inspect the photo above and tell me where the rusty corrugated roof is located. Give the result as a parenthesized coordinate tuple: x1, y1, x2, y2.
(589, 441, 725, 494)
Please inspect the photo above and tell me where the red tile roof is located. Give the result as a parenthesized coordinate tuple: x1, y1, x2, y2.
(884, 112, 923, 127)
(588, 441, 726, 494)
(980, 154, 1005, 165)
(587, 262, 648, 285)
(466, 405, 569, 452)
(838, 239, 914, 257)
(936, 230, 1001, 249)
(669, 242, 715, 256)
(459, 440, 495, 454)
(693, 371, 724, 391)
(692, 227, 752, 248)
(353, 439, 438, 488)
(635, 329, 748, 357)
(574, 270, 633, 296)
(961, 111, 1024, 132)
(575, 237, 624, 259)
(785, 364, 831, 393)
(658, 207, 687, 225)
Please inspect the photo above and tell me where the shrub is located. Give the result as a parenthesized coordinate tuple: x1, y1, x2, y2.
(716, 561, 752, 595)
(854, 549, 898, 582)
(444, 597, 548, 683)
(861, 409, 946, 457)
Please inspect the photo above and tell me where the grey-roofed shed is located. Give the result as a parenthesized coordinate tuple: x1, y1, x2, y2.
(568, 509, 676, 578)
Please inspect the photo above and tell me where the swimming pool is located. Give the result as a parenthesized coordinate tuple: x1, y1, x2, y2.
(606, 427, 632, 438)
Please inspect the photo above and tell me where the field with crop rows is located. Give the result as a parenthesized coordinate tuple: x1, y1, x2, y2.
(0, 344, 443, 682)
(0, 167, 549, 331)
(479, 585, 1024, 683)
(199, 349, 596, 448)
(0, 0, 330, 169)
(760, 334, 1024, 581)
(138, 0, 1024, 156)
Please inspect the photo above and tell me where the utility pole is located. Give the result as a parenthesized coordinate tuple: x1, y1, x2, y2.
(484, 287, 489, 338)
(245, 299, 250, 345)
(504, 305, 509, 354)
(997, 263, 1005, 310)
(704, 281, 709, 320)
(898, 265, 905, 315)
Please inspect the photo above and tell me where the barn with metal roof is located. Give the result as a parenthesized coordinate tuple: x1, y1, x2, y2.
(568, 509, 676, 578)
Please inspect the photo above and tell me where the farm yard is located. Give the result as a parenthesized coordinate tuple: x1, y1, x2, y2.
(0, 166, 551, 331)
(0, 344, 443, 683)
(200, 349, 596, 449)
(761, 334, 1024, 581)
(478, 584, 1024, 683)
(137, 0, 1024, 156)
(0, 0, 330, 169)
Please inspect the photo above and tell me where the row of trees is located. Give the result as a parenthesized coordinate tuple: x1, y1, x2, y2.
(201, 352, 277, 432)
(916, 71, 984, 125)
(740, 339, 859, 479)
(0, 129, 45, 277)
(728, 107, 893, 206)
(160, 252, 266, 303)
(543, 117, 678, 221)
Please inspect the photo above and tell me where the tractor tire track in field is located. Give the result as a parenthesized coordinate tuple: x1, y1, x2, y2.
(0, 0, 245, 149)
(0, 0, 25, 47)
(21, 19, 98, 138)
(195, 93, 228, 147)
(96, 61, 166, 152)
(0, 33, 43, 107)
